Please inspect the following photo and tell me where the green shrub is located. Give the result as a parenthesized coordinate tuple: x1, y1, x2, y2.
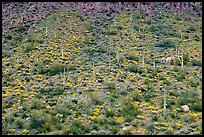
(24, 43, 34, 53)
(127, 51, 138, 61)
(171, 59, 181, 66)
(14, 118, 25, 129)
(30, 111, 45, 129)
(67, 64, 76, 71)
(144, 90, 156, 102)
(18, 26, 26, 33)
(105, 81, 116, 90)
(35, 61, 47, 74)
(90, 91, 105, 105)
(183, 54, 190, 65)
(130, 90, 141, 101)
(107, 28, 117, 35)
(49, 62, 67, 75)
(84, 37, 90, 44)
(117, 53, 126, 65)
(14, 35, 21, 41)
(125, 114, 135, 122)
(123, 129, 132, 135)
(86, 20, 93, 31)
(186, 25, 196, 32)
(192, 101, 202, 112)
(99, 46, 107, 53)
(191, 59, 202, 67)
(105, 109, 114, 117)
(64, 125, 82, 135)
(175, 73, 185, 82)
(189, 79, 199, 88)
(88, 129, 111, 135)
(5, 34, 12, 40)
(2, 50, 11, 58)
(110, 126, 119, 134)
(155, 40, 175, 48)
(128, 63, 142, 74)
(31, 100, 44, 109)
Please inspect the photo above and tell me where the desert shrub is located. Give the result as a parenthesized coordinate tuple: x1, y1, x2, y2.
(30, 111, 45, 129)
(47, 89, 64, 98)
(191, 59, 202, 67)
(188, 79, 199, 88)
(155, 40, 175, 48)
(105, 118, 117, 126)
(49, 62, 66, 75)
(183, 54, 190, 65)
(99, 46, 107, 53)
(162, 79, 171, 86)
(31, 99, 44, 109)
(128, 63, 142, 74)
(24, 43, 34, 53)
(2, 50, 11, 58)
(84, 37, 90, 44)
(107, 28, 117, 35)
(144, 90, 157, 102)
(35, 61, 48, 74)
(105, 81, 116, 90)
(110, 126, 119, 134)
(175, 72, 185, 82)
(14, 118, 25, 129)
(90, 91, 105, 105)
(88, 129, 111, 135)
(127, 51, 139, 61)
(105, 109, 114, 117)
(5, 34, 12, 40)
(18, 26, 26, 33)
(63, 125, 83, 135)
(178, 89, 200, 108)
(67, 64, 76, 71)
(86, 20, 94, 31)
(14, 35, 21, 41)
(125, 114, 135, 122)
(117, 53, 126, 65)
(171, 59, 181, 66)
(193, 34, 200, 41)
(192, 101, 202, 112)
(130, 90, 142, 101)
(123, 129, 132, 135)
(186, 25, 196, 32)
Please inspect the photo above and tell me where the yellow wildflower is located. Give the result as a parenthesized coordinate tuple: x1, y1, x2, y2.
(24, 94, 29, 97)
(136, 115, 145, 119)
(65, 82, 72, 87)
(190, 113, 198, 119)
(77, 100, 82, 105)
(148, 106, 155, 110)
(136, 89, 142, 93)
(16, 92, 21, 95)
(132, 102, 140, 107)
(46, 105, 51, 109)
(22, 129, 30, 134)
(153, 122, 159, 125)
(115, 116, 125, 123)
(160, 122, 169, 127)
(91, 111, 100, 116)
(24, 98, 28, 101)
(175, 122, 182, 128)
(9, 128, 16, 133)
(89, 115, 96, 120)
(2, 93, 8, 98)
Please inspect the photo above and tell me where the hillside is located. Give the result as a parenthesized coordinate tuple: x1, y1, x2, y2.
(2, 2, 202, 135)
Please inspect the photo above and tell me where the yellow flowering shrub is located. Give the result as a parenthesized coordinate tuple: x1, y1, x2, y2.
(115, 116, 125, 123)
